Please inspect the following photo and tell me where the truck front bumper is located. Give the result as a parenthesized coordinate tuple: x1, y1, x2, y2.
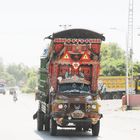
(51, 112, 103, 125)
(51, 111, 103, 118)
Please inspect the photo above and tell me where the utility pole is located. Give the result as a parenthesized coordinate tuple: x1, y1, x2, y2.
(126, 0, 134, 108)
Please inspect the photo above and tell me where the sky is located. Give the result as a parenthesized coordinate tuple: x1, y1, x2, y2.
(0, 0, 140, 67)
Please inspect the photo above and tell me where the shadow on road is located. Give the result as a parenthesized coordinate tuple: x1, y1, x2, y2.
(34, 129, 101, 140)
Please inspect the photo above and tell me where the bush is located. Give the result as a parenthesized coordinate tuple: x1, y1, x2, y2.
(21, 86, 35, 93)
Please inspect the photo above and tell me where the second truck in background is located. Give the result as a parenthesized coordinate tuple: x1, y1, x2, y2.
(99, 76, 140, 99)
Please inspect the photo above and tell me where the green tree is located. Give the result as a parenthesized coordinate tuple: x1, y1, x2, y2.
(0, 59, 38, 92)
(21, 68, 38, 93)
(6, 63, 28, 85)
(0, 58, 4, 73)
(0, 72, 16, 86)
(100, 43, 126, 76)
(133, 61, 140, 75)
(27, 68, 37, 89)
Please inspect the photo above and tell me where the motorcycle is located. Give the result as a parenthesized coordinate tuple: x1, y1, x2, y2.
(13, 91, 18, 102)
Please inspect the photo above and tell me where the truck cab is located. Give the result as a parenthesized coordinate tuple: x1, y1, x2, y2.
(49, 75, 102, 132)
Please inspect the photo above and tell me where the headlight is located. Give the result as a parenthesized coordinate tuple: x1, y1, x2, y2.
(58, 104, 63, 109)
(91, 104, 96, 109)
(87, 104, 92, 109)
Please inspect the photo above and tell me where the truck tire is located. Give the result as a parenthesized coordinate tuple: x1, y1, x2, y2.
(45, 116, 50, 131)
(37, 111, 44, 131)
(112, 94, 121, 99)
(92, 120, 100, 136)
(76, 125, 82, 131)
(50, 117, 57, 136)
(103, 94, 110, 100)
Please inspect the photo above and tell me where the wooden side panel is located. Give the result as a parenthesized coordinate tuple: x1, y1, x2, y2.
(49, 63, 58, 91)
(91, 63, 100, 92)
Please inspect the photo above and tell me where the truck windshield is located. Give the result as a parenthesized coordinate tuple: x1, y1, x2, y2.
(59, 83, 90, 94)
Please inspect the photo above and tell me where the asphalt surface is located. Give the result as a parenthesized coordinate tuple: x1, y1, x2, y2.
(0, 93, 140, 140)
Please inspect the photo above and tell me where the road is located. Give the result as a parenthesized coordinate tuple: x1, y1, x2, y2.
(0, 93, 140, 140)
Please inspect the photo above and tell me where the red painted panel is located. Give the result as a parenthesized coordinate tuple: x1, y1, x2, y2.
(54, 44, 64, 53)
(91, 44, 100, 54)
(91, 64, 99, 92)
(80, 66, 91, 81)
(51, 64, 58, 91)
(59, 65, 69, 77)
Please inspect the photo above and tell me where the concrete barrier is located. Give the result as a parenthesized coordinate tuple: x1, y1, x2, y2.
(122, 94, 140, 110)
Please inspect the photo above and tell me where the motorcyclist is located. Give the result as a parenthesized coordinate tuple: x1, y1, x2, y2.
(13, 90, 17, 101)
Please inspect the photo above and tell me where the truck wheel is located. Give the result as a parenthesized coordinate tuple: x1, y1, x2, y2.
(76, 126, 82, 131)
(112, 94, 120, 99)
(45, 117, 50, 131)
(83, 128, 89, 132)
(37, 111, 44, 131)
(103, 94, 110, 100)
(50, 117, 57, 136)
(92, 121, 100, 136)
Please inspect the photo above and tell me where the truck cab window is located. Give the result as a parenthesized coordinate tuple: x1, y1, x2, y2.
(59, 83, 90, 93)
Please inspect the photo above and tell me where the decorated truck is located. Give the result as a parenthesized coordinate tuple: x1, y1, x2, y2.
(33, 29, 105, 136)
(98, 76, 140, 99)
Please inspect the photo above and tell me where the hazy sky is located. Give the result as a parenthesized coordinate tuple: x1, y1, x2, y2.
(0, 0, 140, 67)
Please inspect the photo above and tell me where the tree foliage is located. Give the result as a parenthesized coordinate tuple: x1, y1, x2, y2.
(133, 61, 140, 76)
(101, 43, 126, 76)
(22, 68, 38, 93)
(100, 43, 140, 76)
(0, 58, 4, 74)
(0, 60, 38, 93)
(6, 63, 28, 84)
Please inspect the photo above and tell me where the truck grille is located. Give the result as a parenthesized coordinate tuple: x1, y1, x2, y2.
(70, 103, 85, 111)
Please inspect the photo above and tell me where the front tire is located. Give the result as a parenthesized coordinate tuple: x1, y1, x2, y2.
(92, 121, 100, 136)
(37, 111, 44, 131)
(76, 125, 82, 131)
(45, 116, 50, 131)
(50, 117, 57, 136)
(102, 94, 110, 100)
(112, 94, 121, 99)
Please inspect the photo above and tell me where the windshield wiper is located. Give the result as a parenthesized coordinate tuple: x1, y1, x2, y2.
(62, 90, 72, 93)
(62, 89, 80, 93)
(61, 90, 90, 95)
(80, 91, 90, 94)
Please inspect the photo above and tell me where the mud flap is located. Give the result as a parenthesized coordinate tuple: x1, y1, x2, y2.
(33, 111, 37, 120)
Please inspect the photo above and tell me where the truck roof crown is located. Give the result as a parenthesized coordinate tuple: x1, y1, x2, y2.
(45, 28, 105, 41)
